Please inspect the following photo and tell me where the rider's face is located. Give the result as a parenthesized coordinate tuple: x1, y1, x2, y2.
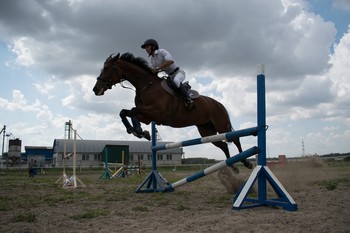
(144, 45, 153, 56)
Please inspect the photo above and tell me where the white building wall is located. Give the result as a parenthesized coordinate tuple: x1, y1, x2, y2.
(54, 152, 182, 168)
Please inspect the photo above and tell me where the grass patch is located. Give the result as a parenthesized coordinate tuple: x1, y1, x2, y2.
(174, 203, 190, 211)
(72, 208, 109, 220)
(0, 197, 10, 211)
(131, 205, 149, 212)
(12, 212, 37, 223)
(316, 179, 339, 190)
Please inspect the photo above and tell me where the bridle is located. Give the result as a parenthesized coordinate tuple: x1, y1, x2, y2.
(97, 59, 135, 92)
(96, 54, 121, 90)
(96, 52, 153, 94)
(96, 76, 113, 89)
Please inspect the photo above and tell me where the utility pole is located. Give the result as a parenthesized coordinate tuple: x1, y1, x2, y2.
(0, 125, 6, 157)
(302, 139, 305, 157)
(65, 120, 73, 140)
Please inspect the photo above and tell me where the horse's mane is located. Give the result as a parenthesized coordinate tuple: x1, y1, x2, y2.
(120, 52, 152, 73)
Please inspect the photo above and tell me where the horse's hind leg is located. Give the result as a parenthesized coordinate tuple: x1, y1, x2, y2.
(196, 124, 240, 173)
(232, 137, 253, 169)
(222, 135, 252, 169)
(198, 123, 253, 170)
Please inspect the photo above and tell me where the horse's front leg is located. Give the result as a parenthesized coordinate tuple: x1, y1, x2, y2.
(119, 108, 151, 141)
(130, 107, 151, 140)
(119, 109, 134, 134)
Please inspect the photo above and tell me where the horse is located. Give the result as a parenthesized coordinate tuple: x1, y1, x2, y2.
(92, 52, 252, 170)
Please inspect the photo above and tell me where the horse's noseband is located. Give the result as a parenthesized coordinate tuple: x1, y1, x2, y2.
(97, 76, 113, 89)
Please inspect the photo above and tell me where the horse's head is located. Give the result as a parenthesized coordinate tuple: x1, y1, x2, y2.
(93, 53, 121, 96)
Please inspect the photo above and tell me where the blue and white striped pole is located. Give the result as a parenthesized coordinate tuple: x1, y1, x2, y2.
(153, 127, 258, 152)
(165, 146, 258, 191)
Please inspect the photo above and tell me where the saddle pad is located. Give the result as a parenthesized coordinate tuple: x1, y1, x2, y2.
(161, 79, 200, 99)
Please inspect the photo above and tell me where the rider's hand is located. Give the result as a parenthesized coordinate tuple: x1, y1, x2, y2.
(151, 68, 159, 74)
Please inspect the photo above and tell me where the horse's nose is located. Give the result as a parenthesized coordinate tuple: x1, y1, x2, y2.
(93, 77, 99, 93)
(93, 85, 99, 95)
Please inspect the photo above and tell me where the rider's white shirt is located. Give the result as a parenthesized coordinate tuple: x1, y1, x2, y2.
(150, 49, 178, 74)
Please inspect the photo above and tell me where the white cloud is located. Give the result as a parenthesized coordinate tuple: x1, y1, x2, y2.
(0, 0, 349, 157)
(329, 28, 350, 100)
(0, 90, 27, 111)
(10, 37, 35, 66)
(33, 78, 56, 95)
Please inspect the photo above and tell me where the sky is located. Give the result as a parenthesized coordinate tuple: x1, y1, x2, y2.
(0, 0, 349, 159)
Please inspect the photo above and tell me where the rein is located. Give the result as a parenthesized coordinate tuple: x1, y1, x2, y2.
(120, 81, 136, 92)
(99, 75, 153, 95)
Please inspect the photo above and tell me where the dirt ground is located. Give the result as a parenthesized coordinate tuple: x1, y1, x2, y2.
(0, 159, 349, 233)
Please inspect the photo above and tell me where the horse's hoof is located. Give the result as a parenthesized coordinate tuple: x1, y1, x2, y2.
(127, 127, 133, 134)
(132, 132, 143, 139)
(243, 160, 253, 169)
(143, 130, 151, 141)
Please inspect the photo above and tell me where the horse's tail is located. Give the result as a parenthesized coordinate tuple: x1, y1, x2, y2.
(220, 102, 243, 152)
(221, 102, 234, 132)
(226, 108, 234, 132)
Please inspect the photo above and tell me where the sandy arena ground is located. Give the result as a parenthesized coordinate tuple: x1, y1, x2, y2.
(0, 159, 349, 233)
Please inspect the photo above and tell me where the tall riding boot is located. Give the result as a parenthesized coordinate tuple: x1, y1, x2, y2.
(180, 83, 195, 110)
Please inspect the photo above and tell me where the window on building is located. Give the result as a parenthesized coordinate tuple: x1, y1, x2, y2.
(157, 154, 163, 160)
(130, 154, 134, 161)
(166, 154, 172, 160)
(82, 154, 90, 161)
(137, 154, 144, 160)
(94, 154, 101, 161)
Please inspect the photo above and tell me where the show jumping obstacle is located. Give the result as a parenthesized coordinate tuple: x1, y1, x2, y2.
(55, 129, 85, 188)
(136, 65, 298, 211)
(100, 149, 143, 179)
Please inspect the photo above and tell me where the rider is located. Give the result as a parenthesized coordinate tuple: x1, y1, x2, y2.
(141, 39, 194, 110)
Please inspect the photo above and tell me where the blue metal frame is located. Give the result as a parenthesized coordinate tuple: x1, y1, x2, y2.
(232, 68, 297, 211)
(136, 66, 298, 211)
(135, 122, 169, 193)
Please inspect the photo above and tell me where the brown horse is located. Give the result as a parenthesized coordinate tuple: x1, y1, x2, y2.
(93, 53, 252, 169)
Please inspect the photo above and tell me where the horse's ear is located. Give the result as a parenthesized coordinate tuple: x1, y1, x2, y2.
(115, 53, 120, 59)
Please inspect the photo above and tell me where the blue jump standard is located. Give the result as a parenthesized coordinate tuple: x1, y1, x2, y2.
(231, 71, 297, 211)
(136, 67, 298, 211)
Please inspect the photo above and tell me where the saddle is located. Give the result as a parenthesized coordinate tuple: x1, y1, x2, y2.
(160, 77, 199, 99)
